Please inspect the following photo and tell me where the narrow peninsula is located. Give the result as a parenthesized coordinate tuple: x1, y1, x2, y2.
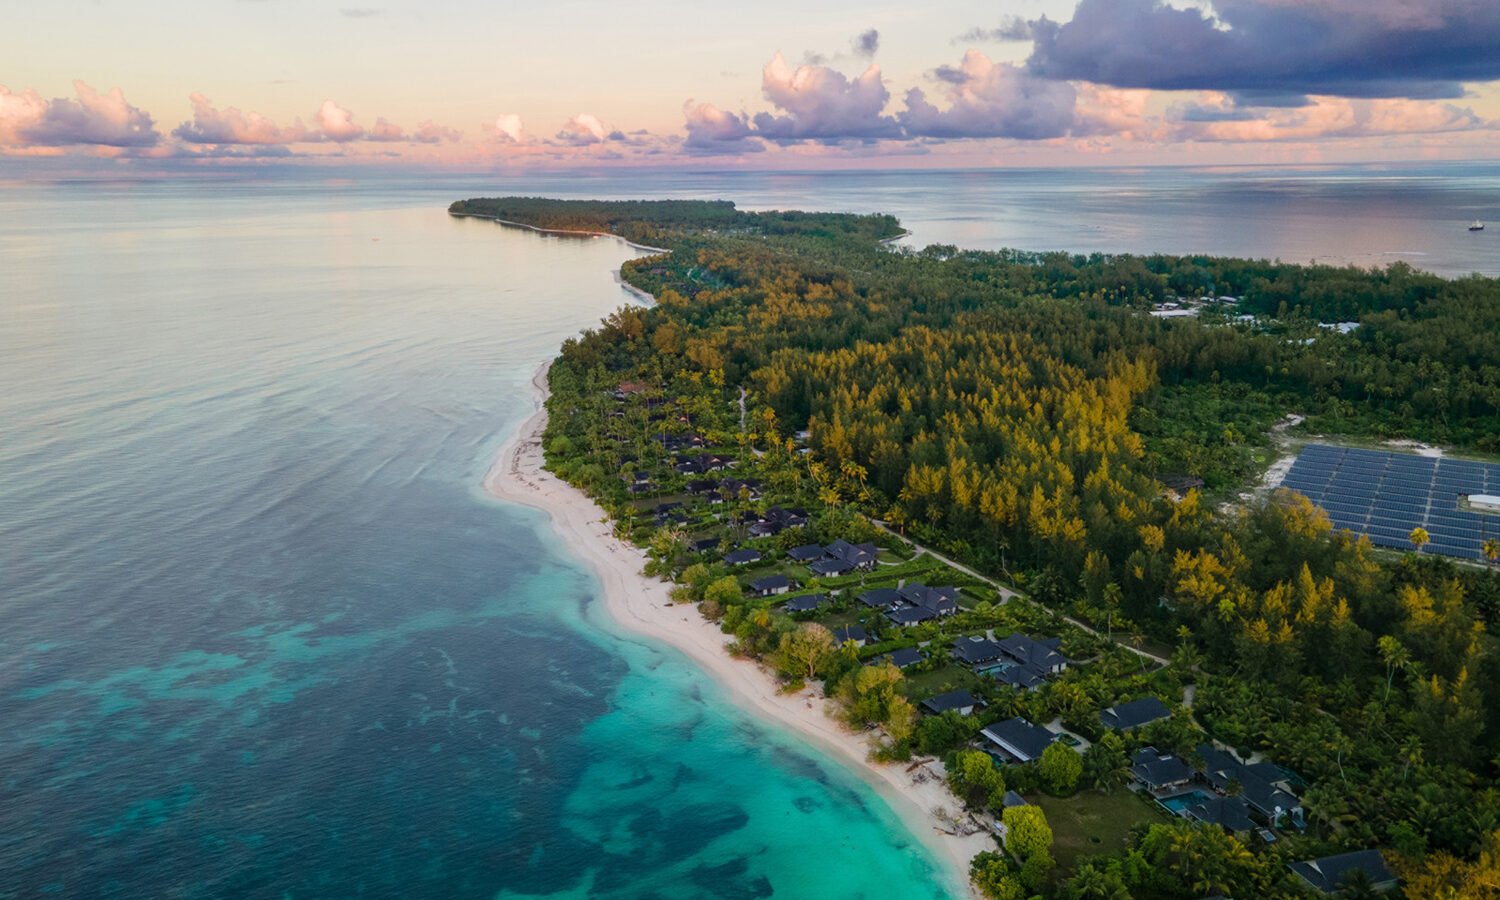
(461, 196, 1500, 900)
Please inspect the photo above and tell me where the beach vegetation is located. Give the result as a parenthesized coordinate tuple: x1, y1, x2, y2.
(1039, 742, 1084, 796)
(1002, 803, 1055, 861)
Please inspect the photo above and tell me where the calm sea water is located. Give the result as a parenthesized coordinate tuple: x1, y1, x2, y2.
(1, 164, 1497, 898)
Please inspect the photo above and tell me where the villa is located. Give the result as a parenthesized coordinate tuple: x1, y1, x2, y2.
(1289, 849, 1396, 895)
(748, 574, 793, 597)
(980, 716, 1057, 763)
(1099, 696, 1172, 731)
(922, 689, 981, 716)
(833, 625, 870, 648)
(876, 647, 925, 668)
(782, 593, 826, 613)
(722, 549, 762, 567)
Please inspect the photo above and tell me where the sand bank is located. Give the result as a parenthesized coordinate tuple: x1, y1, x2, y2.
(483, 362, 989, 898)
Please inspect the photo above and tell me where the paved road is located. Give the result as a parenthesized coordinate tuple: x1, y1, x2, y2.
(869, 518, 1170, 667)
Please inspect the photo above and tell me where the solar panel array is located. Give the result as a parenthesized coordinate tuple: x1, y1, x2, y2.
(1279, 445, 1500, 561)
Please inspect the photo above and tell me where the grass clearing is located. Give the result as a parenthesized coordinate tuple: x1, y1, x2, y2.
(1030, 787, 1166, 874)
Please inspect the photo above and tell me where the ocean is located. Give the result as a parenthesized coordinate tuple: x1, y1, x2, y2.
(1, 163, 1497, 898)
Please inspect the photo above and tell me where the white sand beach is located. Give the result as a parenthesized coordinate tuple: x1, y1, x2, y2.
(483, 362, 990, 898)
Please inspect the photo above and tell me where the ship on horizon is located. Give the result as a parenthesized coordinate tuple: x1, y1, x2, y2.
(1471, 220, 1486, 231)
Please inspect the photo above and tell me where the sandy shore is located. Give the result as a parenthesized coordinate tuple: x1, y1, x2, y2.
(449, 211, 672, 254)
(483, 362, 990, 898)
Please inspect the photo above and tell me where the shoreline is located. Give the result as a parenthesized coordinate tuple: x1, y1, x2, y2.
(483, 362, 989, 899)
(448, 210, 673, 254)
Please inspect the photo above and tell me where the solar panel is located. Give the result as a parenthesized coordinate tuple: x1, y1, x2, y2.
(1285, 446, 1500, 560)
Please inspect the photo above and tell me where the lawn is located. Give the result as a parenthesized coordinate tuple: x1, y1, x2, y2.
(901, 664, 986, 700)
(1030, 787, 1166, 873)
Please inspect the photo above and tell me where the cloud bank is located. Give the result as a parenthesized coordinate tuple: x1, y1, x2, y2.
(1025, 0, 1500, 100)
(1, 80, 158, 148)
(753, 52, 901, 141)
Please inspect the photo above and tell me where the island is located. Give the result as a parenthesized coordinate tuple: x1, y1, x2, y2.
(459, 196, 1500, 900)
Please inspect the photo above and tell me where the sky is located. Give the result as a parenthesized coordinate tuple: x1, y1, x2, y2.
(3, 0, 1500, 170)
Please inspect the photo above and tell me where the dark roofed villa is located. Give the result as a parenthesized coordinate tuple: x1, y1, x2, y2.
(1130, 747, 1193, 791)
(922, 689, 980, 716)
(952, 635, 1005, 665)
(782, 593, 826, 613)
(787, 544, 825, 563)
(748, 574, 792, 596)
(897, 583, 960, 617)
(887, 606, 934, 626)
(980, 716, 1057, 763)
(1100, 696, 1172, 731)
(809, 557, 856, 577)
(822, 539, 878, 570)
(1289, 849, 1397, 895)
(879, 647, 925, 668)
(723, 549, 762, 566)
(858, 587, 901, 609)
(833, 625, 870, 647)
(1185, 796, 1255, 834)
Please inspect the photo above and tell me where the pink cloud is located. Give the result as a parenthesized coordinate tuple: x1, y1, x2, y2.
(173, 92, 310, 144)
(368, 117, 404, 141)
(315, 100, 365, 142)
(490, 113, 524, 143)
(682, 100, 760, 152)
(900, 50, 1077, 139)
(0, 80, 158, 148)
(413, 119, 461, 143)
(555, 113, 610, 145)
(753, 52, 901, 140)
(1170, 93, 1489, 141)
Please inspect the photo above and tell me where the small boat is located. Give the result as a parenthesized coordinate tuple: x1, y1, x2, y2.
(1471, 221, 1486, 231)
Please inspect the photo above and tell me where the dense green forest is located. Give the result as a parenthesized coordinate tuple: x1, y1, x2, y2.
(465, 197, 1500, 899)
(449, 196, 903, 251)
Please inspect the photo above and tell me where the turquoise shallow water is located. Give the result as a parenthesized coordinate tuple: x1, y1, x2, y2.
(0, 180, 953, 898)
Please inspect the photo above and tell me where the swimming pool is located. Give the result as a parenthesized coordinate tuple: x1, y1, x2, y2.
(1159, 790, 1212, 814)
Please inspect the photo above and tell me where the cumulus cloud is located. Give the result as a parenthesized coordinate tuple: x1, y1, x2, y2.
(753, 52, 901, 141)
(1072, 84, 1156, 139)
(368, 117, 404, 141)
(852, 28, 879, 58)
(315, 99, 364, 141)
(556, 113, 607, 145)
(173, 92, 310, 144)
(413, 120, 461, 143)
(0, 86, 47, 146)
(1168, 92, 1489, 141)
(0, 80, 158, 147)
(682, 99, 762, 153)
(1026, 0, 1500, 99)
(489, 113, 524, 143)
(900, 50, 1078, 139)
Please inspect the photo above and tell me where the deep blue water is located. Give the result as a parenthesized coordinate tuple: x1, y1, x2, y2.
(2, 164, 1498, 898)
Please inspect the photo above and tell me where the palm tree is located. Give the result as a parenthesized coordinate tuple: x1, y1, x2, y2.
(1378, 635, 1410, 705)
(1408, 526, 1430, 552)
(1484, 537, 1499, 569)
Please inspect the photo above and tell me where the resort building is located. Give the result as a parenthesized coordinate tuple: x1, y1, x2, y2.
(833, 625, 870, 648)
(980, 716, 1057, 763)
(1099, 696, 1172, 731)
(748, 574, 792, 597)
(1289, 849, 1397, 895)
(782, 593, 826, 614)
(922, 689, 981, 716)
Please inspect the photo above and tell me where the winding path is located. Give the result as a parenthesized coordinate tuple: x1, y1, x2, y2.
(868, 519, 1170, 667)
